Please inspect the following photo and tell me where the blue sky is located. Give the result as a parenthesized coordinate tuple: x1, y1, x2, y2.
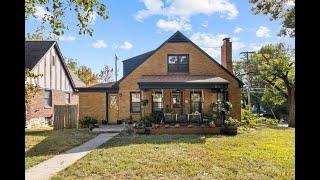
(26, 0, 295, 80)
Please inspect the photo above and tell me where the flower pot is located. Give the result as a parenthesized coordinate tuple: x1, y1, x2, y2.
(174, 124, 180, 128)
(134, 128, 145, 134)
(165, 124, 170, 128)
(200, 124, 205, 128)
(188, 124, 193, 128)
(224, 126, 237, 135)
(209, 122, 216, 128)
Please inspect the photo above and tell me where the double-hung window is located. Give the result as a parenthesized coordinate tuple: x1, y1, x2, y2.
(44, 90, 52, 107)
(130, 92, 141, 113)
(168, 54, 189, 73)
(152, 92, 163, 112)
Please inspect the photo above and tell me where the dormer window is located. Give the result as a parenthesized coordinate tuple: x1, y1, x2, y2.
(168, 54, 189, 73)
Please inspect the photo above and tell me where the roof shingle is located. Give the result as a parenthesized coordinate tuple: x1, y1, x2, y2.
(25, 41, 55, 69)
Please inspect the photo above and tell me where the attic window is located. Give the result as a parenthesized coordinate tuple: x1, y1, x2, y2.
(168, 54, 189, 72)
(52, 55, 55, 66)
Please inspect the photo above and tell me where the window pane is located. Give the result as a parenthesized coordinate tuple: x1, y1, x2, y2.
(153, 93, 162, 102)
(168, 56, 178, 64)
(131, 103, 140, 112)
(44, 91, 52, 107)
(179, 55, 188, 64)
(153, 102, 163, 111)
(131, 93, 140, 102)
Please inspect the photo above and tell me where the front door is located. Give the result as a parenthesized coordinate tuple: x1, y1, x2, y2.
(172, 90, 183, 115)
(108, 93, 118, 124)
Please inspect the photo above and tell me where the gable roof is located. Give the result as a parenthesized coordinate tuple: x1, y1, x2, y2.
(116, 31, 244, 87)
(25, 41, 56, 69)
(77, 82, 119, 92)
(122, 50, 155, 77)
(25, 41, 79, 91)
(69, 70, 86, 88)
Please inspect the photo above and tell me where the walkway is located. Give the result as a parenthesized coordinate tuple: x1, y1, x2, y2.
(25, 133, 119, 180)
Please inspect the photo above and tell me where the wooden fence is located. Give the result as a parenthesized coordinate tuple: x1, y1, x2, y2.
(54, 105, 78, 130)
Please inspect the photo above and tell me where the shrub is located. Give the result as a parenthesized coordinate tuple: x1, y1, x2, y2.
(133, 120, 146, 129)
(226, 117, 240, 127)
(241, 109, 257, 128)
(79, 116, 98, 128)
(256, 117, 279, 126)
(149, 111, 163, 124)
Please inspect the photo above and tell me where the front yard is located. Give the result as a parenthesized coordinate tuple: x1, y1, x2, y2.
(52, 127, 294, 179)
(25, 127, 98, 169)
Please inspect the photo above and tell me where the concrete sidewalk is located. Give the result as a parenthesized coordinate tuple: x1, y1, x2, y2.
(25, 133, 119, 180)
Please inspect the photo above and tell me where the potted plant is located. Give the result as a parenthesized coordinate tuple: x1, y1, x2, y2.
(133, 120, 146, 134)
(209, 121, 216, 128)
(224, 117, 240, 135)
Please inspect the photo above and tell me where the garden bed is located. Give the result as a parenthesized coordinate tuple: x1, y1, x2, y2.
(150, 126, 221, 135)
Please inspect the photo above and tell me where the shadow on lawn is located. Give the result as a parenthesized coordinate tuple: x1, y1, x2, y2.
(25, 128, 96, 158)
(97, 132, 223, 150)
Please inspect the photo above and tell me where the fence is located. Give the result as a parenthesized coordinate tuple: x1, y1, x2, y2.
(54, 105, 78, 130)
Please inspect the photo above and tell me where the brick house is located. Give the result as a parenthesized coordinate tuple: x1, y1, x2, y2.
(25, 41, 85, 128)
(78, 31, 243, 126)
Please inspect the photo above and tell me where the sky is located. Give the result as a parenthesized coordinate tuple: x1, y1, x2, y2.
(26, 0, 295, 80)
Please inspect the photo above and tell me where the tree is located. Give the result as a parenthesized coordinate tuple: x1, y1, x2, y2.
(25, 0, 109, 36)
(252, 43, 295, 127)
(98, 65, 113, 83)
(66, 58, 98, 86)
(26, 25, 55, 40)
(25, 71, 42, 105)
(249, 0, 295, 37)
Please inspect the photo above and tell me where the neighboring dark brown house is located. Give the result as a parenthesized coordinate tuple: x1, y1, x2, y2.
(25, 41, 85, 128)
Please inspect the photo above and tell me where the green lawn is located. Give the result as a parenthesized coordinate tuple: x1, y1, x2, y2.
(25, 127, 98, 169)
(52, 127, 295, 180)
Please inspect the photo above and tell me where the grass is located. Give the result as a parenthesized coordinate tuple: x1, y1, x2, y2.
(25, 127, 99, 169)
(52, 127, 294, 180)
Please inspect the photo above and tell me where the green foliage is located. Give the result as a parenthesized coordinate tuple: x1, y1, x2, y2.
(25, 25, 55, 40)
(241, 109, 257, 128)
(25, 71, 43, 105)
(249, 0, 295, 37)
(66, 58, 98, 86)
(256, 117, 279, 126)
(225, 117, 240, 127)
(25, 0, 109, 36)
(133, 120, 146, 129)
(79, 116, 98, 128)
(149, 111, 163, 124)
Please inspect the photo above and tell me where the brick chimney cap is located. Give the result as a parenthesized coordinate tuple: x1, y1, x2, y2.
(223, 37, 230, 42)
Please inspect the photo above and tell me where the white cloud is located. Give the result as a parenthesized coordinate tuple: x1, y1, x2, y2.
(233, 27, 243, 34)
(120, 41, 133, 50)
(201, 21, 209, 28)
(92, 40, 107, 48)
(34, 5, 51, 20)
(190, 32, 245, 59)
(156, 19, 191, 31)
(190, 32, 228, 58)
(256, 26, 271, 38)
(58, 35, 76, 41)
(286, 0, 295, 7)
(135, 0, 239, 31)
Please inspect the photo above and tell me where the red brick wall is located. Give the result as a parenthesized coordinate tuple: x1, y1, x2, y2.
(26, 89, 79, 121)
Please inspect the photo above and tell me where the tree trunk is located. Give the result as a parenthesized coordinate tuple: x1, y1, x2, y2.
(288, 84, 295, 127)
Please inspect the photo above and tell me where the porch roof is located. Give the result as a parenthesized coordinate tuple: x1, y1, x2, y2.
(137, 75, 229, 89)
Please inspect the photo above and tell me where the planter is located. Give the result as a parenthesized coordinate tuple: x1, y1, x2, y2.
(187, 124, 193, 128)
(165, 124, 170, 128)
(224, 126, 237, 135)
(174, 124, 180, 128)
(134, 128, 145, 134)
(200, 124, 205, 128)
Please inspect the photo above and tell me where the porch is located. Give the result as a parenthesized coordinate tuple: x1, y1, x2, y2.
(137, 75, 230, 127)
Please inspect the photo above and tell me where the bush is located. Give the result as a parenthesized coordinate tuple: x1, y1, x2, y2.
(133, 120, 146, 129)
(79, 116, 98, 128)
(256, 117, 279, 126)
(226, 117, 240, 127)
(149, 111, 163, 124)
(241, 109, 257, 128)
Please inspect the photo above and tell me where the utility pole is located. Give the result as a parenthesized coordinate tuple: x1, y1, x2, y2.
(240, 51, 254, 110)
(115, 54, 118, 82)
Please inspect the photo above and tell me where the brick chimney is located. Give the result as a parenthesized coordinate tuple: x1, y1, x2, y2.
(221, 37, 233, 73)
